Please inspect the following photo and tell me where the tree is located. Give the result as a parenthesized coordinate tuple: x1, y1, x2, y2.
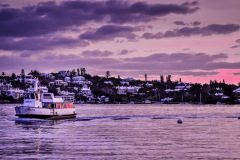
(77, 68, 80, 76)
(11, 73, 16, 79)
(1, 72, 5, 76)
(70, 71, 73, 83)
(166, 75, 172, 83)
(21, 69, 25, 83)
(71, 69, 76, 77)
(160, 75, 164, 83)
(29, 70, 40, 78)
(106, 71, 110, 79)
(80, 68, 86, 76)
(144, 73, 147, 81)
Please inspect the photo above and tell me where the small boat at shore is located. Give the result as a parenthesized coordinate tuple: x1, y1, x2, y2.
(15, 79, 76, 120)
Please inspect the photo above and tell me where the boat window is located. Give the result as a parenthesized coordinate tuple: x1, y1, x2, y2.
(24, 93, 29, 99)
(43, 94, 52, 99)
(42, 103, 55, 108)
(24, 93, 35, 99)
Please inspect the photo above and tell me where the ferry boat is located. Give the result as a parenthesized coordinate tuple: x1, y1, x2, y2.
(15, 79, 77, 120)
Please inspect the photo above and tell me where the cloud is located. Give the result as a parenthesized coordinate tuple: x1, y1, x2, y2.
(107, 1, 199, 23)
(231, 45, 240, 49)
(192, 21, 201, 26)
(109, 52, 240, 72)
(0, 3, 9, 8)
(79, 25, 138, 41)
(119, 49, 129, 55)
(127, 1, 199, 15)
(0, 37, 89, 51)
(0, 53, 120, 72)
(0, 1, 199, 37)
(174, 20, 201, 26)
(124, 52, 227, 63)
(233, 72, 240, 75)
(231, 38, 240, 49)
(174, 21, 186, 26)
(81, 50, 113, 57)
(0, 52, 239, 78)
(172, 71, 219, 76)
(142, 24, 240, 39)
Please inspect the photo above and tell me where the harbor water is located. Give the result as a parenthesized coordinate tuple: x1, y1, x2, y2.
(0, 104, 240, 159)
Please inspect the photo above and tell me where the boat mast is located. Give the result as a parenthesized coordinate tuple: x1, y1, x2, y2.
(34, 78, 39, 92)
(200, 92, 202, 104)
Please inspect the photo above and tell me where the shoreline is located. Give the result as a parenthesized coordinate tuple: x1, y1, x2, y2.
(1, 102, 239, 105)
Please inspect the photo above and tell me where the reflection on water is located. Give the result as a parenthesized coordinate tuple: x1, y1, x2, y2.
(0, 104, 240, 159)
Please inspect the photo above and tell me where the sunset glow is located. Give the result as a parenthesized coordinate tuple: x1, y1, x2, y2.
(0, 0, 240, 84)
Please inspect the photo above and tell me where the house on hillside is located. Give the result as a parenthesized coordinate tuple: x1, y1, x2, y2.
(80, 86, 92, 96)
(104, 81, 113, 85)
(73, 76, 85, 85)
(233, 87, 240, 102)
(116, 86, 141, 95)
(58, 71, 70, 77)
(53, 80, 67, 86)
(5, 88, 24, 99)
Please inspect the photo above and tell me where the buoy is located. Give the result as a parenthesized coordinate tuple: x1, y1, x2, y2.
(177, 119, 183, 124)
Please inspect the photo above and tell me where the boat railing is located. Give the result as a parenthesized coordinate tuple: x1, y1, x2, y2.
(42, 102, 74, 109)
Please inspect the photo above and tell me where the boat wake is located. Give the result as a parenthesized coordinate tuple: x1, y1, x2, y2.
(75, 113, 239, 121)
(14, 113, 239, 125)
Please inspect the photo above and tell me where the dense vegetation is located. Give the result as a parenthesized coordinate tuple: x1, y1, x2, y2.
(0, 69, 239, 104)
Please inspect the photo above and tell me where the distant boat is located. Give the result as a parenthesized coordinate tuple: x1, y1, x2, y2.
(15, 79, 76, 120)
(144, 100, 152, 104)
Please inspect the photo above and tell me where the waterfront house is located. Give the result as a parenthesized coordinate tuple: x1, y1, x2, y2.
(233, 87, 240, 94)
(5, 88, 24, 99)
(73, 76, 85, 85)
(120, 81, 130, 86)
(64, 77, 71, 83)
(161, 97, 174, 103)
(25, 75, 35, 84)
(17, 75, 35, 84)
(39, 86, 48, 93)
(58, 70, 70, 77)
(41, 73, 55, 79)
(104, 81, 113, 85)
(146, 82, 153, 87)
(116, 86, 141, 95)
(80, 86, 92, 96)
(0, 83, 12, 92)
(54, 80, 67, 86)
(58, 91, 75, 102)
(233, 87, 240, 102)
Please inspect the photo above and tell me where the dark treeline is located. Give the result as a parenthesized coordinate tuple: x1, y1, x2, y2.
(0, 69, 239, 104)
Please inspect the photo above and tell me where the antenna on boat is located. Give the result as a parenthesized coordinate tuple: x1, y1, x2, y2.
(34, 78, 39, 92)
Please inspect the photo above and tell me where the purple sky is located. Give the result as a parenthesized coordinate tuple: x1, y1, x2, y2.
(0, 0, 240, 84)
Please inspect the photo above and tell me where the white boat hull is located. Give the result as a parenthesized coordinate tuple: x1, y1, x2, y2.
(15, 106, 76, 120)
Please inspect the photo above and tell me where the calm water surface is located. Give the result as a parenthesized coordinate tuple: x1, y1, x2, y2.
(0, 104, 240, 160)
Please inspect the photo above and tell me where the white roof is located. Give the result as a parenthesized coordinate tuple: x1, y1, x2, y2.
(116, 86, 140, 89)
(233, 87, 240, 93)
(55, 80, 63, 82)
(165, 89, 174, 92)
(81, 86, 90, 91)
(215, 93, 224, 96)
(8, 88, 24, 93)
